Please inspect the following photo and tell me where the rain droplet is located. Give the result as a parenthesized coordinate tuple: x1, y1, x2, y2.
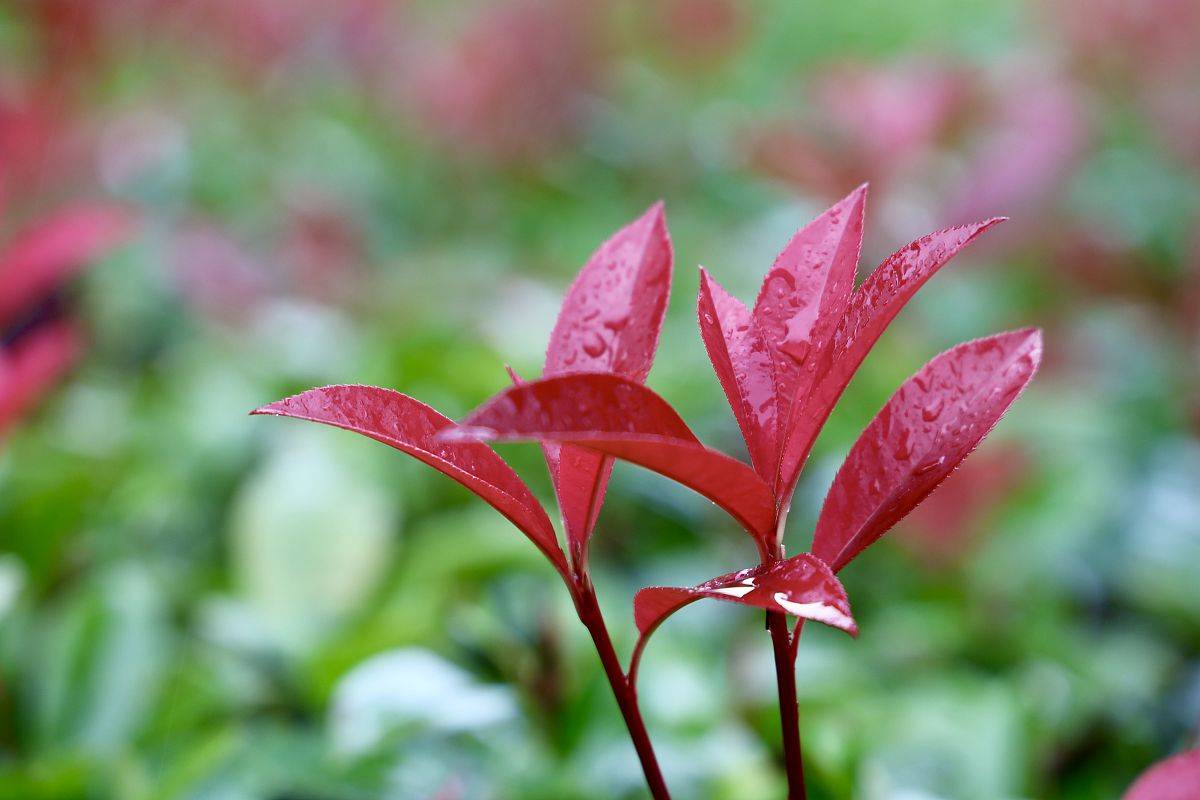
(582, 332, 607, 358)
(921, 398, 944, 422)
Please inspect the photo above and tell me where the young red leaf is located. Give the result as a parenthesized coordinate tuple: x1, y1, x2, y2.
(456, 373, 777, 542)
(542, 203, 673, 557)
(631, 553, 856, 675)
(777, 218, 1005, 497)
(544, 202, 672, 382)
(251, 385, 567, 575)
(753, 185, 866, 481)
(1123, 749, 1200, 800)
(0, 205, 133, 327)
(0, 320, 80, 439)
(697, 267, 779, 481)
(811, 328, 1042, 573)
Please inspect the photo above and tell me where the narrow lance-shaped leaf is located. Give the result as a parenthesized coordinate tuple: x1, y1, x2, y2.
(454, 373, 777, 544)
(630, 553, 856, 679)
(251, 385, 567, 575)
(542, 203, 673, 560)
(0, 320, 80, 438)
(753, 185, 865, 484)
(812, 328, 1042, 573)
(778, 217, 1006, 497)
(697, 267, 778, 481)
(0, 205, 133, 327)
(1123, 749, 1200, 800)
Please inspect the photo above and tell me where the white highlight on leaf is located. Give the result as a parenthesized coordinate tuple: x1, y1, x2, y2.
(773, 592, 854, 630)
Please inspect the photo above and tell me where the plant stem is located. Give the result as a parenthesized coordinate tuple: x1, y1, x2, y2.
(768, 611, 807, 799)
(575, 582, 672, 800)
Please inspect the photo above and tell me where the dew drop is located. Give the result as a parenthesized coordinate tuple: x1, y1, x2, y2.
(582, 332, 607, 358)
(921, 397, 944, 422)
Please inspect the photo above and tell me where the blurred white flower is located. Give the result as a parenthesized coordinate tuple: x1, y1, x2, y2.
(329, 648, 516, 755)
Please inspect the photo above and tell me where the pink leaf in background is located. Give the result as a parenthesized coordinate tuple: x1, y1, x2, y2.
(0, 320, 80, 439)
(812, 328, 1042, 573)
(633, 553, 857, 646)
(778, 217, 1006, 496)
(458, 373, 776, 542)
(542, 203, 673, 558)
(0, 205, 133, 328)
(1123, 748, 1200, 800)
(251, 385, 566, 574)
(697, 267, 778, 479)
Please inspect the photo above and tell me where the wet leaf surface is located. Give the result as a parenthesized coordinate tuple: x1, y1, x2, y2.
(812, 328, 1042, 573)
(542, 203, 673, 557)
(252, 385, 566, 573)
(633, 552, 857, 653)
(778, 217, 1005, 496)
(751, 185, 865, 486)
(458, 373, 777, 542)
(697, 267, 779, 481)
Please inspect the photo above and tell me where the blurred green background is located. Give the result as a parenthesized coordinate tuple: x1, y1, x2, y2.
(1, 0, 1198, 798)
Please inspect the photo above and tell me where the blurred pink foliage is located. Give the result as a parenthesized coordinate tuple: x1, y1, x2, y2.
(898, 444, 1027, 565)
(748, 59, 1086, 247)
(404, 0, 602, 165)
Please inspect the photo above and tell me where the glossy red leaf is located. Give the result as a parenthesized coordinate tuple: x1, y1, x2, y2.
(1123, 749, 1200, 800)
(777, 218, 1005, 497)
(697, 267, 779, 480)
(251, 385, 566, 575)
(753, 185, 866, 482)
(0, 320, 80, 438)
(456, 373, 777, 542)
(631, 553, 856, 676)
(812, 328, 1042, 573)
(542, 203, 673, 556)
(0, 205, 133, 328)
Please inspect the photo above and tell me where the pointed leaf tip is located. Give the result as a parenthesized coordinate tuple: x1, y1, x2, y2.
(776, 215, 1010, 496)
(541, 206, 674, 554)
(812, 328, 1042, 573)
(461, 374, 777, 543)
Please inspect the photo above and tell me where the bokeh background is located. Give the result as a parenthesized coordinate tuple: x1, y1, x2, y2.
(2, 1, 1199, 798)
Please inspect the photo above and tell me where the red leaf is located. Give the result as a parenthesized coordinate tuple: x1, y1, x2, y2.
(633, 553, 857, 647)
(812, 328, 1042, 573)
(542, 203, 673, 555)
(0, 205, 133, 328)
(457, 373, 777, 543)
(0, 320, 80, 439)
(752, 185, 866, 483)
(777, 218, 1005, 497)
(251, 385, 566, 575)
(697, 267, 779, 481)
(1124, 749, 1200, 800)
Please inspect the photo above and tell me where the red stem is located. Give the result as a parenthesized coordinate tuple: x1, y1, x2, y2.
(768, 611, 807, 799)
(575, 582, 672, 800)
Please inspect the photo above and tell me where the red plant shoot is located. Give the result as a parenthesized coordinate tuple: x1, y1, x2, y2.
(256, 187, 1042, 798)
(455, 185, 1041, 797)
